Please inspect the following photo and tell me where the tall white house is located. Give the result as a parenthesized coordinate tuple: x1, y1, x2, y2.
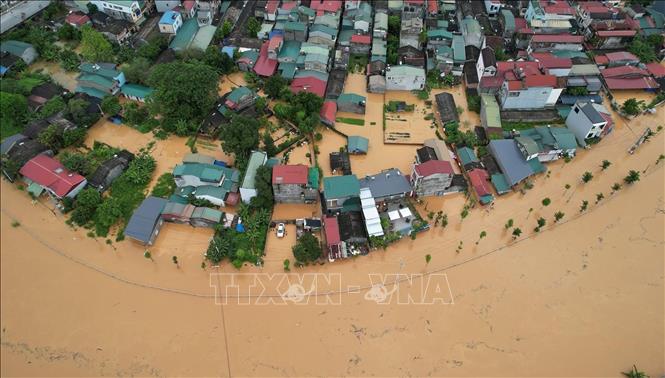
(565, 101, 609, 146)
(90, 0, 147, 23)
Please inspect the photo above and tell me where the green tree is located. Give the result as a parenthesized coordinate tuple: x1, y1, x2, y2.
(206, 234, 233, 264)
(94, 197, 123, 236)
(80, 25, 114, 62)
(283, 259, 290, 271)
(622, 98, 644, 116)
(581, 171, 593, 183)
(218, 115, 260, 161)
(218, 20, 233, 39)
(172, 255, 179, 267)
(535, 217, 546, 232)
(151, 173, 177, 198)
(425, 254, 432, 264)
(39, 96, 66, 117)
(249, 166, 274, 210)
(67, 98, 100, 127)
(622, 365, 649, 378)
(611, 183, 622, 192)
(57, 23, 81, 41)
(148, 61, 219, 125)
(0, 91, 28, 138)
(477, 230, 487, 244)
(61, 151, 90, 175)
(70, 188, 102, 226)
(203, 45, 235, 74)
(580, 200, 589, 213)
(628, 36, 657, 62)
(101, 96, 121, 115)
(137, 35, 168, 62)
(292, 233, 322, 263)
(262, 131, 277, 157)
(600, 160, 611, 170)
(505, 219, 514, 229)
(86, 2, 98, 13)
(541, 197, 551, 207)
(512, 228, 522, 239)
(596, 192, 604, 203)
(122, 57, 151, 85)
(38, 124, 64, 150)
(59, 48, 81, 71)
(264, 75, 287, 99)
(554, 211, 565, 222)
(247, 17, 261, 37)
(143, 250, 152, 260)
(624, 170, 640, 184)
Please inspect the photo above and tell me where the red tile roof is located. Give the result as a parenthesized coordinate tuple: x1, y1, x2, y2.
(468, 168, 492, 197)
(596, 30, 636, 37)
(324, 216, 341, 246)
(531, 52, 572, 69)
(427, 0, 438, 14)
(272, 165, 308, 185)
(479, 76, 504, 89)
(646, 63, 665, 78)
(320, 100, 337, 123)
(253, 41, 278, 77)
(514, 18, 528, 30)
(66, 11, 90, 26)
(601, 66, 650, 79)
(414, 160, 454, 177)
(497, 60, 541, 79)
(531, 34, 584, 43)
(604, 77, 660, 90)
(594, 55, 609, 65)
(543, 3, 574, 15)
(268, 34, 283, 51)
(290, 77, 326, 97)
(265, 0, 280, 14)
(310, 0, 342, 13)
(19, 155, 85, 198)
(605, 51, 639, 62)
(524, 74, 557, 88)
(350, 34, 371, 44)
(183, 0, 195, 11)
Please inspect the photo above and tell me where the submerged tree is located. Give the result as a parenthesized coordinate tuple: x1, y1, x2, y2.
(621, 365, 649, 378)
(600, 160, 612, 170)
(554, 211, 565, 222)
(624, 170, 640, 184)
(580, 200, 589, 213)
(512, 228, 522, 239)
(581, 171, 593, 183)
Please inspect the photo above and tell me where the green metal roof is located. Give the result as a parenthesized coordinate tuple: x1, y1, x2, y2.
(341, 196, 362, 212)
(491, 174, 510, 194)
(173, 163, 224, 182)
(278, 40, 301, 60)
(452, 35, 466, 62)
(501, 9, 515, 30)
(436, 45, 454, 59)
(169, 18, 199, 50)
(298, 5, 315, 17)
(194, 185, 227, 199)
(75, 85, 109, 99)
(78, 74, 115, 89)
(457, 147, 478, 165)
(372, 39, 387, 55)
(27, 182, 44, 197)
(515, 136, 540, 156)
(279, 62, 297, 79)
(347, 136, 369, 153)
(309, 24, 336, 37)
(323, 175, 360, 199)
(550, 127, 578, 150)
(79, 62, 120, 79)
(386, 65, 424, 76)
(479, 194, 494, 205)
(121, 83, 153, 99)
(527, 158, 547, 174)
(0, 40, 34, 56)
(305, 53, 328, 64)
(241, 151, 267, 190)
(226, 86, 254, 103)
(308, 167, 319, 188)
(427, 29, 453, 40)
(337, 93, 366, 105)
(300, 43, 328, 56)
(481, 94, 501, 129)
(285, 21, 307, 32)
(191, 207, 223, 222)
(191, 25, 216, 51)
(437, 20, 449, 29)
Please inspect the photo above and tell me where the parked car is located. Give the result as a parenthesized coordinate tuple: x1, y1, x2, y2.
(276, 223, 285, 238)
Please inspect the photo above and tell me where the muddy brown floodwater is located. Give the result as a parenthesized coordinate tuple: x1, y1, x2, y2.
(1, 86, 664, 376)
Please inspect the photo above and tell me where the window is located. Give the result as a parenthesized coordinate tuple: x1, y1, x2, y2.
(586, 132, 593, 138)
(509, 91, 519, 97)
(599, 123, 605, 129)
(574, 107, 579, 113)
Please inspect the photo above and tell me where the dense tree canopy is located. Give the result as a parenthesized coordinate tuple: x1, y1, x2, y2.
(71, 188, 102, 226)
(80, 25, 114, 62)
(264, 75, 287, 99)
(147, 61, 219, 124)
(218, 115, 260, 162)
(122, 57, 151, 85)
(249, 166, 274, 210)
(292, 233, 322, 263)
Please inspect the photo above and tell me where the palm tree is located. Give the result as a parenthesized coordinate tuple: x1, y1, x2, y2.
(172, 255, 179, 268)
(505, 219, 514, 230)
(621, 365, 649, 378)
(535, 217, 546, 232)
(579, 200, 589, 213)
(512, 228, 522, 239)
(656, 154, 665, 165)
(624, 170, 640, 184)
(554, 211, 565, 222)
(596, 192, 604, 203)
(600, 160, 611, 170)
(611, 183, 622, 193)
(581, 171, 593, 183)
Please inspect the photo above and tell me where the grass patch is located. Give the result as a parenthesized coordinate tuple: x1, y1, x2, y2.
(150, 173, 177, 199)
(336, 117, 365, 126)
(11, 220, 20, 227)
(501, 120, 564, 131)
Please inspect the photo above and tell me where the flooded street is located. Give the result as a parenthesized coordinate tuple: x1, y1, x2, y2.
(1, 77, 664, 375)
(29, 61, 79, 92)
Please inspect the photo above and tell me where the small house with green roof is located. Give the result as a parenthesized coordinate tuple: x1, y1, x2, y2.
(347, 136, 369, 154)
(284, 21, 308, 42)
(308, 24, 337, 48)
(169, 18, 199, 51)
(426, 29, 453, 49)
(337, 93, 366, 114)
(277, 40, 301, 63)
(77, 62, 125, 98)
(190, 207, 223, 227)
(385, 65, 425, 91)
(451, 35, 466, 76)
(240, 150, 268, 204)
(517, 126, 578, 162)
(0, 40, 38, 65)
(121, 83, 153, 102)
(499, 9, 516, 38)
(173, 163, 225, 187)
(456, 146, 480, 171)
(272, 164, 319, 203)
(223, 86, 257, 111)
(323, 175, 360, 213)
(480, 94, 503, 138)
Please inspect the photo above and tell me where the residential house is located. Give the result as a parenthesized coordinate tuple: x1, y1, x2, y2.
(284, 21, 308, 42)
(371, 39, 387, 63)
(308, 24, 337, 48)
(183, 153, 215, 165)
(488, 139, 546, 187)
(594, 51, 640, 68)
(423, 138, 455, 166)
(368, 75, 386, 93)
(451, 34, 466, 76)
(433, 45, 454, 74)
(95, 16, 135, 44)
(529, 34, 584, 52)
(601, 66, 660, 91)
(264, 0, 279, 21)
(460, 16, 484, 49)
(310, 0, 343, 15)
(567, 63, 602, 93)
(586, 22, 636, 50)
(467, 168, 494, 205)
(65, 11, 91, 27)
(434, 92, 459, 124)
(499, 9, 516, 38)
(400, 16, 423, 49)
(1, 139, 52, 181)
(0, 134, 27, 156)
(196, 0, 219, 26)
(350, 34, 371, 54)
(290, 76, 327, 97)
(323, 175, 360, 214)
(224, 86, 257, 111)
(385, 65, 426, 91)
(268, 34, 283, 59)
(494, 61, 563, 110)
(187, 185, 228, 206)
(338, 211, 368, 246)
(272, 164, 318, 203)
(161, 201, 195, 223)
(530, 52, 572, 77)
(88, 150, 134, 192)
(480, 94, 503, 139)
(76, 62, 126, 98)
(367, 60, 385, 76)
(360, 187, 383, 238)
(320, 100, 337, 126)
(426, 28, 453, 50)
(19, 155, 87, 199)
(476, 46, 497, 81)
(27, 83, 65, 111)
(336, 93, 366, 114)
(457, 146, 481, 171)
(237, 49, 259, 72)
(155, 0, 182, 13)
(173, 163, 225, 187)
(411, 159, 455, 197)
(330, 151, 352, 175)
(359, 168, 412, 204)
(190, 207, 223, 228)
(347, 136, 369, 154)
(253, 41, 278, 77)
(90, 0, 149, 23)
(124, 196, 168, 245)
(324, 216, 343, 260)
(398, 45, 425, 67)
(565, 101, 613, 146)
(484, 0, 502, 15)
(240, 150, 268, 204)
(159, 10, 182, 34)
(120, 83, 153, 102)
(516, 126, 578, 162)
(0, 40, 38, 65)
(374, 11, 388, 39)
